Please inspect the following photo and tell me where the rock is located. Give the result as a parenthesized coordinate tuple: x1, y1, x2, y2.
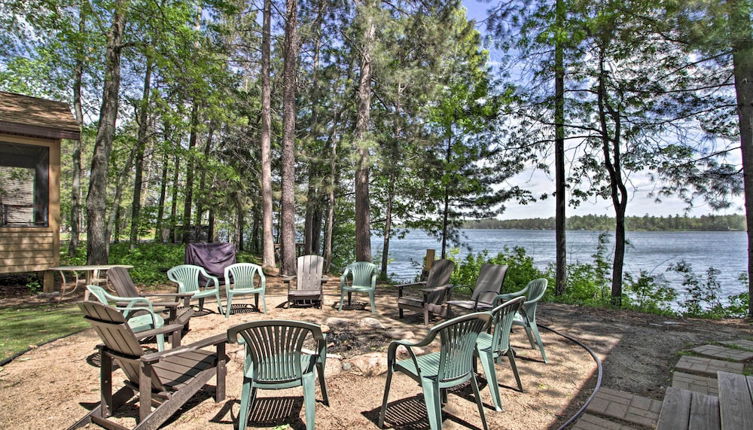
(345, 352, 389, 377)
(359, 317, 385, 330)
(342, 361, 353, 371)
(320, 324, 330, 333)
(324, 357, 343, 378)
(325, 317, 352, 329)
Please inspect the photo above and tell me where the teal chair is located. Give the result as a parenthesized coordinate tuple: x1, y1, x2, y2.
(338, 262, 378, 313)
(379, 312, 492, 430)
(167, 264, 221, 312)
(498, 278, 549, 363)
(86, 285, 167, 351)
(476, 296, 526, 411)
(228, 320, 329, 430)
(224, 263, 267, 318)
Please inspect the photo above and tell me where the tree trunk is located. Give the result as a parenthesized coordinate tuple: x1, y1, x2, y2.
(208, 209, 215, 242)
(68, 1, 86, 257)
(169, 149, 181, 242)
(260, 0, 276, 268)
(554, 0, 567, 295)
(280, 0, 299, 276)
(311, 206, 322, 254)
(194, 124, 214, 229)
(323, 116, 343, 272)
(354, 0, 376, 262)
(129, 55, 153, 247)
(440, 134, 452, 259)
(235, 196, 245, 252)
(86, 0, 128, 264)
(380, 178, 394, 279)
(182, 102, 199, 243)
(107, 148, 135, 246)
(730, 0, 753, 318)
(155, 145, 169, 242)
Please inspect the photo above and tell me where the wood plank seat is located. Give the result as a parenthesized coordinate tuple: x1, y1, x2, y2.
(69, 301, 226, 430)
(396, 259, 454, 325)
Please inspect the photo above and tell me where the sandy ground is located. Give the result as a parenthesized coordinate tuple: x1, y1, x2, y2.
(0, 279, 750, 429)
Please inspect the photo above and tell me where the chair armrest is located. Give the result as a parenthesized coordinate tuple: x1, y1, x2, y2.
(419, 284, 451, 293)
(141, 292, 194, 298)
(141, 333, 227, 363)
(134, 323, 184, 341)
(396, 281, 426, 290)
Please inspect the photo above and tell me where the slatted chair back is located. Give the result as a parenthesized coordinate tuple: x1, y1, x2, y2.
(296, 255, 324, 292)
(434, 312, 490, 383)
(424, 259, 455, 304)
(345, 261, 377, 287)
(225, 263, 264, 290)
(471, 264, 508, 305)
(167, 264, 203, 294)
(489, 296, 525, 353)
(228, 320, 325, 384)
(109, 266, 141, 298)
(522, 278, 548, 321)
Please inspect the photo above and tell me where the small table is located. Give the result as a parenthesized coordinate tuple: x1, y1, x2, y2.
(48, 264, 135, 299)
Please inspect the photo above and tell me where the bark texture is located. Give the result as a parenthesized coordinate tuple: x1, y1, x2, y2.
(280, 0, 299, 275)
(260, 0, 276, 268)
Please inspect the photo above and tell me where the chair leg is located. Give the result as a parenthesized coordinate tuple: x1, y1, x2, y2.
(369, 291, 376, 314)
(348, 292, 352, 306)
(225, 294, 233, 318)
(215, 292, 223, 314)
(420, 378, 442, 430)
(260, 293, 267, 313)
(254, 294, 259, 312)
(507, 349, 523, 391)
(155, 333, 165, 352)
(523, 324, 536, 349)
(338, 289, 345, 312)
(529, 322, 547, 363)
(303, 372, 317, 430)
(238, 379, 253, 430)
(478, 351, 502, 411)
(378, 370, 394, 428)
(424, 308, 430, 325)
(199, 297, 205, 311)
(470, 373, 489, 430)
(316, 362, 329, 406)
(398, 307, 404, 319)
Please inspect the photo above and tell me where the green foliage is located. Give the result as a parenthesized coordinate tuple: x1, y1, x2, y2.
(669, 260, 747, 319)
(624, 271, 677, 315)
(447, 246, 550, 295)
(25, 279, 42, 294)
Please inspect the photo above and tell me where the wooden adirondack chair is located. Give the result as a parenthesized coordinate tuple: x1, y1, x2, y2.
(166, 264, 222, 312)
(396, 259, 455, 325)
(109, 267, 194, 328)
(379, 312, 492, 430)
(224, 263, 267, 317)
(447, 264, 508, 313)
(498, 278, 549, 363)
(283, 255, 327, 308)
(69, 301, 226, 430)
(227, 320, 329, 430)
(338, 262, 378, 314)
(476, 296, 526, 411)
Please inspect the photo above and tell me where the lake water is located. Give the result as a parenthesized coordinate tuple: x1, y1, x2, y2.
(374, 229, 748, 299)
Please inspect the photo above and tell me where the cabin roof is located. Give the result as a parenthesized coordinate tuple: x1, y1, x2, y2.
(0, 91, 80, 140)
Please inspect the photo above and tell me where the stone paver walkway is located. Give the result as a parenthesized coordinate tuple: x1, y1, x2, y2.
(671, 371, 718, 396)
(691, 344, 753, 362)
(674, 355, 744, 377)
(720, 339, 753, 351)
(572, 413, 638, 430)
(585, 387, 663, 428)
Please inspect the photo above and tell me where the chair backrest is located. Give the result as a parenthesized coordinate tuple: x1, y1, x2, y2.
(227, 320, 325, 384)
(425, 259, 455, 304)
(167, 264, 202, 293)
(434, 312, 491, 383)
(522, 278, 548, 321)
(225, 263, 264, 289)
(109, 267, 140, 298)
(471, 264, 508, 305)
(296, 255, 324, 291)
(346, 262, 377, 287)
(489, 296, 525, 353)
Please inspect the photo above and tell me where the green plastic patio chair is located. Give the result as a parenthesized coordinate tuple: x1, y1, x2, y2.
(223, 263, 267, 318)
(167, 264, 221, 312)
(497, 278, 549, 363)
(476, 296, 526, 411)
(86, 285, 168, 351)
(379, 312, 492, 430)
(338, 261, 378, 313)
(227, 320, 329, 430)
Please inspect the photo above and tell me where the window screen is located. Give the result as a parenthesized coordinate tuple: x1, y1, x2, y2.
(0, 142, 49, 227)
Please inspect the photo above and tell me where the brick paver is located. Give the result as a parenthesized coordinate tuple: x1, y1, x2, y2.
(675, 355, 745, 377)
(586, 387, 662, 428)
(572, 413, 638, 430)
(720, 339, 753, 351)
(671, 371, 718, 395)
(691, 344, 753, 362)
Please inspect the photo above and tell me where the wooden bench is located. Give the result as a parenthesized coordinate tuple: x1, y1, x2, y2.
(718, 371, 753, 430)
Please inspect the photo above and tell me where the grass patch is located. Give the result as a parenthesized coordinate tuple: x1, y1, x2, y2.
(0, 304, 88, 362)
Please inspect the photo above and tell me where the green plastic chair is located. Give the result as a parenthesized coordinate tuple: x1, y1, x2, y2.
(338, 262, 378, 313)
(498, 278, 548, 363)
(223, 263, 267, 318)
(86, 285, 167, 351)
(476, 296, 526, 411)
(379, 312, 492, 430)
(167, 264, 221, 312)
(227, 320, 329, 430)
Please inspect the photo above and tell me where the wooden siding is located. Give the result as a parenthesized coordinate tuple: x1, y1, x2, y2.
(0, 134, 60, 275)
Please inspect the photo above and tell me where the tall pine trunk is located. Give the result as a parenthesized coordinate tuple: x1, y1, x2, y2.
(169, 148, 181, 242)
(86, 0, 127, 264)
(260, 0, 276, 268)
(155, 145, 169, 242)
(129, 55, 153, 247)
(280, 0, 299, 275)
(182, 103, 199, 243)
(68, 1, 86, 257)
(554, 0, 567, 295)
(440, 133, 452, 259)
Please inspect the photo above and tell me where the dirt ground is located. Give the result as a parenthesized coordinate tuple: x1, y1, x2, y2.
(0, 278, 750, 429)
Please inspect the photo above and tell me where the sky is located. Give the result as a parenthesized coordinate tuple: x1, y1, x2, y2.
(459, 0, 745, 219)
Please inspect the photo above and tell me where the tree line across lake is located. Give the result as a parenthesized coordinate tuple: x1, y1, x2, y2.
(463, 214, 747, 232)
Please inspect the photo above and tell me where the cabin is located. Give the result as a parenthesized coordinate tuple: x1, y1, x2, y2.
(0, 91, 79, 292)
